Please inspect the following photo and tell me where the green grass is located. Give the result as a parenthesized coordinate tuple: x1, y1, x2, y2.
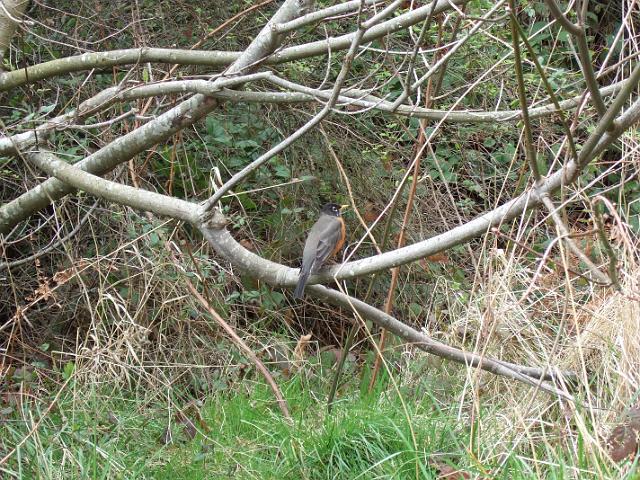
(1, 366, 637, 479)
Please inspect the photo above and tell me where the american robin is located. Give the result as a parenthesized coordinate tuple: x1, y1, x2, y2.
(293, 203, 348, 299)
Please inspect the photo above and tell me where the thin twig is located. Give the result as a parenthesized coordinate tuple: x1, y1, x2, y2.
(508, 1, 539, 181)
(390, 0, 506, 110)
(592, 196, 622, 291)
(368, 95, 434, 392)
(543, 0, 606, 117)
(541, 194, 611, 284)
(167, 243, 292, 421)
(0, 200, 98, 271)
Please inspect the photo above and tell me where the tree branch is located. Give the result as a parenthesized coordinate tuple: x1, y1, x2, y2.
(0, 0, 29, 64)
(25, 151, 200, 224)
(275, 0, 382, 33)
(0, 0, 466, 92)
(0, 73, 273, 156)
(198, 93, 640, 287)
(265, 75, 625, 122)
(390, 0, 506, 110)
(1, 74, 625, 159)
(199, 214, 576, 399)
(0, 48, 237, 91)
(201, 0, 406, 212)
(543, 0, 606, 117)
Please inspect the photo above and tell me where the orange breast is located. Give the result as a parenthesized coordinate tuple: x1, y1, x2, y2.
(330, 217, 346, 258)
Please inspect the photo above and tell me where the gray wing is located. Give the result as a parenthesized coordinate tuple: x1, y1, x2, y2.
(309, 219, 342, 273)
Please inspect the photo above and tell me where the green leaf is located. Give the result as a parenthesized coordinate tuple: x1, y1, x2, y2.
(274, 164, 290, 179)
(149, 232, 160, 246)
(409, 303, 423, 317)
(63, 362, 75, 380)
(205, 117, 232, 145)
(237, 194, 257, 211)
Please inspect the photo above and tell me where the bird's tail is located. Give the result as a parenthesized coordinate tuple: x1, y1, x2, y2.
(293, 269, 310, 299)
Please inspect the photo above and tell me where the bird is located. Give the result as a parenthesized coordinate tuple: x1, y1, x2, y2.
(293, 203, 348, 299)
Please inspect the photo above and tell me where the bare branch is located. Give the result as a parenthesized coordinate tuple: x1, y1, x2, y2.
(0, 200, 98, 272)
(25, 151, 200, 224)
(275, 0, 382, 33)
(0, 72, 273, 156)
(541, 194, 611, 284)
(307, 284, 576, 399)
(0, 0, 29, 63)
(265, 74, 625, 122)
(390, 1, 506, 110)
(198, 94, 640, 287)
(543, 0, 580, 35)
(167, 244, 292, 421)
(544, 0, 607, 117)
(0, 48, 237, 91)
(509, 3, 539, 180)
(199, 213, 576, 398)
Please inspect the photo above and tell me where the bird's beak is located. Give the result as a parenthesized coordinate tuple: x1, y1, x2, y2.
(340, 204, 350, 212)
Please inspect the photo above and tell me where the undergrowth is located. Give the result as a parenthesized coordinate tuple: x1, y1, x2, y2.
(3, 353, 636, 479)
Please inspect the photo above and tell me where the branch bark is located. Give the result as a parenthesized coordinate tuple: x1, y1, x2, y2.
(196, 91, 640, 288)
(19, 84, 640, 291)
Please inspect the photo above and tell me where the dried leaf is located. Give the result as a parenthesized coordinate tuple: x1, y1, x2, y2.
(292, 332, 312, 369)
(608, 407, 640, 462)
(431, 460, 471, 479)
(184, 401, 210, 433)
(239, 238, 255, 251)
(53, 268, 74, 285)
(175, 411, 197, 440)
(419, 252, 449, 271)
(27, 280, 54, 303)
(427, 252, 449, 264)
(363, 202, 380, 223)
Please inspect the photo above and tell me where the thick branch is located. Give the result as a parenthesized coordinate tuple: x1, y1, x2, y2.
(0, 48, 236, 91)
(25, 92, 639, 290)
(25, 151, 200, 224)
(0, 73, 272, 156)
(198, 94, 640, 287)
(0, 75, 625, 159)
(0, 0, 29, 63)
(0, 93, 218, 233)
(199, 214, 576, 398)
(275, 0, 381, 33)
